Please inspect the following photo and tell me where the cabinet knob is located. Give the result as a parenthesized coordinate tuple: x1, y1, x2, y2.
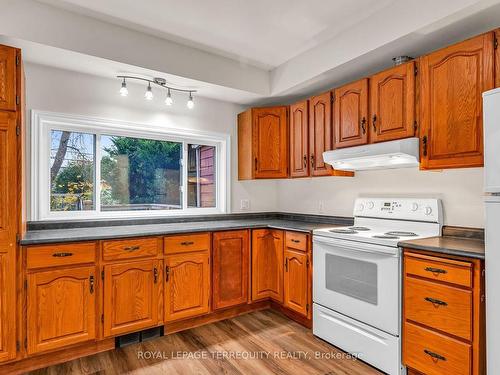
(303, 155, 307, 168)
(361, 117, 367, 134)
(372, 115, 377, 131)
(310, 155, 315, 169)
(422, 136, 428, 156)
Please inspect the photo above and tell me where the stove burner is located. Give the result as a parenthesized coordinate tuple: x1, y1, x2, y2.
(372, 235, 400, 239)
(329, 229, 358, 234)
(348, 227, 371, 231)
(385, 231, 418, 237)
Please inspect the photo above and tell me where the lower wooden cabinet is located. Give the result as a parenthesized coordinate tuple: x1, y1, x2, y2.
(26, 266, 97, 354)
(0, 250, 16, 362)
(283, 248, 309, 317)
(251, 229, 284, 302)
(403, 250, 485, 375)
(165, 251, 210, 321)
(212, 230, 249, 310)
(103, 259, 161, 337)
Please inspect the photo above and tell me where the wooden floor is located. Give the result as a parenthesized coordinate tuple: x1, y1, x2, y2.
(28, 310, 383, 375)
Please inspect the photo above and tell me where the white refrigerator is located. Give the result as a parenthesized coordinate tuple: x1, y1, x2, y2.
(483, 87, 500, 374)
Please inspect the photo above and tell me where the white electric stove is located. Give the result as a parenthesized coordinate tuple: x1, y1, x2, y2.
(312, 198, 442, 375)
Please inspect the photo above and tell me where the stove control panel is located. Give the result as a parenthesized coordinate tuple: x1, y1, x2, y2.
(354, 198, 442, 223)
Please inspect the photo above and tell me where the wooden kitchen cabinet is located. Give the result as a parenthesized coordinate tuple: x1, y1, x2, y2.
(0, 45, 17, 111)
(309, 92, 333, 176)
(284, 248, 309, 317)
(370, 62, 416, 143)
(165, 251, 210, 321)
(495, 29, 500, 87)
(334, 78, 369, 148)
(419, 32, 494, 169)
(251, 229, 284, 302)
(238, 106, 288, 179)
(212, 230, 249, 310)
(289, 100, 309, 178)
(403, 251, 485, 375)
(26, 266, 97, 354)
(103, 259, 161, 337)
(0, 250, 15, 362)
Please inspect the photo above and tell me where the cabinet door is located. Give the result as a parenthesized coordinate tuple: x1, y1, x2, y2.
(165, 251, 210, 321)
(334, 79, 369, 148)
(212, 230, 249, 310)
(0, 111, 17, 362)
(495, 29, 500, 88)
(420, 32, 494, 169)
(27, 266, 96, 354)
(104, 259, 161, 337)
(289, 100, 309, 177)
(252, 107, 288, 178)
(0, 45, 16, 111)
(370, 62, 416, 143)
(284, 248, 309, 317)
(251, 229, 283, 302)
(309, 92, 333, 176)
(0, 251, 15, 362)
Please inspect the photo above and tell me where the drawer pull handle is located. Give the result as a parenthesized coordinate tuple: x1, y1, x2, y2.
(165, 266, 170, 282)
(180, 241, 194, 246)
(123, 246, 140, 252)
(52, 252, 73, 257)
(424, 349, 446, 361)
(424, 297, 448, 306)
(291, 239, 300, 243)
(285, 258, 288, 272)
(89, 275, 94, 294)
(424, 267, 447, 274)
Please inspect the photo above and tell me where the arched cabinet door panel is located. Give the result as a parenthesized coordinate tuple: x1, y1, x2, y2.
(284, 248, 309, 317)
(27, 266, 96, 354)
(164, 251, 210, 321)
(419, 32, 494, 169)
(103, 259, 161, 337)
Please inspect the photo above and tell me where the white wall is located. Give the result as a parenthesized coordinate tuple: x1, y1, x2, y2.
(24, 63, 278, 219)
(277, 168, 485, 228)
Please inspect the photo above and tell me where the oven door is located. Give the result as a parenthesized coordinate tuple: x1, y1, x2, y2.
(313, 236, 400, 336)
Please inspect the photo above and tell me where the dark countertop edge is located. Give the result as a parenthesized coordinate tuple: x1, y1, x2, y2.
(399, 240, 485, 260)
(26, 212, 354, 231)
(19, 221, 339, 246)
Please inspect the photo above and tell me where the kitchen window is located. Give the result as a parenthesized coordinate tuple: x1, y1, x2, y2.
(32, 111, 229, 220)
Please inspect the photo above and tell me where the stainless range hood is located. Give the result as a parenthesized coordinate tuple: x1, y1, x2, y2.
(323, 137, 420, 171)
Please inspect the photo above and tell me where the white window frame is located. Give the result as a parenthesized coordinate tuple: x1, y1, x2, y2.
(31, 110, 230, 221)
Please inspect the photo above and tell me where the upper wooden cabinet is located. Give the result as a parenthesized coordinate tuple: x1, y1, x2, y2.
(309, 92, 334, 176)
(238, 106, 288, 179)
(251, 229, 284, 303)
(27, 266, 96, 354)
(419, 32, 494, 169)
(495, 29, 500, 87)
(370, 62, 416, 143)
(0, 45, 17, 112)
(103, 259, 161, 337)
(212, 230, 249, 310)
(0, 112, 17, 247)
(334, 78, 369, 149)
(165, 251, 210, 321)
(289, 100, 309, 178)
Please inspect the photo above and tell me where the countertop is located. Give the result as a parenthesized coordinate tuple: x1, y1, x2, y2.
(20, 219, 338, 245)
(399, 236, 485, 260)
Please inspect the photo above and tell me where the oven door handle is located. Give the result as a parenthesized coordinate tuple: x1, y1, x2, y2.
(313, 236, 399, 257)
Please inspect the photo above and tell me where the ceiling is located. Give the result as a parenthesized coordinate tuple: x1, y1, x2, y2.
(2, 0, 500, 104)
(36, 0, 395, 69)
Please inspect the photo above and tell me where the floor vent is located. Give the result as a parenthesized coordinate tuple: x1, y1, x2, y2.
(115, 326, 164, 348)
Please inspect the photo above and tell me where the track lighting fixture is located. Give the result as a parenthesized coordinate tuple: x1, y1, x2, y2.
(117, 75, 196, 109)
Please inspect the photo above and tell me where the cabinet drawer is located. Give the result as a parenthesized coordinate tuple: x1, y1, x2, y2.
(285, 232, 308, 251)
(404, 322, 471, 375)
(164, 233, 210, 254)
(405, 277, 472, 341)
(405, 252, 472, 288)
(102, 237, 160, 261)
(26, 242, 96, 269)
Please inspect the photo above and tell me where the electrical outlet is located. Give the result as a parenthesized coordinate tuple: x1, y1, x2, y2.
(240, 199, 250, 210)
(318, 200, 325, 214)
